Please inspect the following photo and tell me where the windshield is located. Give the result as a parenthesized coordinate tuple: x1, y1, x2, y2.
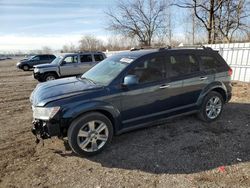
(51, 56, 63, 64)
(81, 55, 134, 85)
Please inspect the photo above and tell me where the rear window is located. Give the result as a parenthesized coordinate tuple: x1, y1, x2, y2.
(94, 54, 104, 62)
(48, 55, 56, 60)
(199, 55, 226, 71)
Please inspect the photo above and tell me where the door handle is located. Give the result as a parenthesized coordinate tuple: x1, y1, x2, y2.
(200, 76, 208, 80)
(159, 85, 170, 89)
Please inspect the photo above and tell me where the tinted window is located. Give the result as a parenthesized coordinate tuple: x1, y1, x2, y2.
(128, 56, 165, 84)
(64, 55, 78, 64)
(48, 55, 56, 60)
(94, 54, 104, 62)
(32, 56, 40, 61)
(199, 55, 225, 71)
(166, 54, 199, 78)
(40, 55, 49, 60)
(80, 54, 93, 63)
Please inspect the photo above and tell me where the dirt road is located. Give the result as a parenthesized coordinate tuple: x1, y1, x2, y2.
(0, 59, 249, 187)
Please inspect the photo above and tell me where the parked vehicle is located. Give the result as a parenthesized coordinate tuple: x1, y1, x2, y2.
(16, 54, 56, 71)
(30, 46, 232, 156)
(33, 52, 106, 82)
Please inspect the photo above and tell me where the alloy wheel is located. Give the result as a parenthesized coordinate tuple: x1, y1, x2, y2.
(77, 120, 109, 152)
(205, 96, 222, 119)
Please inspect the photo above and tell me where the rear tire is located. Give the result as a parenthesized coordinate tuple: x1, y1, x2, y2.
(67, 112, 113, 156)
(198, 91, 224, 122)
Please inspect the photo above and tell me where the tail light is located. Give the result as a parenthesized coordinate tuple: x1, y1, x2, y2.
(228, 68, 233, 76)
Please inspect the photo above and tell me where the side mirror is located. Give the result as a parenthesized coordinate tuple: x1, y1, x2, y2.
(123, 75, 139, 86)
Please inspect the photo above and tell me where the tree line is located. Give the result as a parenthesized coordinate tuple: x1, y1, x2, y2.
(61, 0, 249, 53)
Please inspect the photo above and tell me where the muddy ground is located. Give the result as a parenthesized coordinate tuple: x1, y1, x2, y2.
(0, 59, 249, 188)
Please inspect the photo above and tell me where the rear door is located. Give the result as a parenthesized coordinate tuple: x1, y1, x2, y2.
(78, 54, 95, 74)
(59, 55, 79, 76)
(168, 51, 207, 107)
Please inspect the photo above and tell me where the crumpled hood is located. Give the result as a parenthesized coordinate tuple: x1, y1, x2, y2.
(34, 64, 56, 68)
(30, 77, 102, 106)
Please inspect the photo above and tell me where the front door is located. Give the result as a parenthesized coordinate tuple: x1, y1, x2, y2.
(59, 55, 79, 76)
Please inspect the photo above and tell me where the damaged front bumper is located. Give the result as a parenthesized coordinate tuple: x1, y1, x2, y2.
(32, 119, 61, 142)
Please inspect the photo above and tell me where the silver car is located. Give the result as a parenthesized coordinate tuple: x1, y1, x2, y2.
(33, 52, 106, 82)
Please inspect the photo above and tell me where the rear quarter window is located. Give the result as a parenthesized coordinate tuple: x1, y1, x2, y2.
(199, 55, 227, 72)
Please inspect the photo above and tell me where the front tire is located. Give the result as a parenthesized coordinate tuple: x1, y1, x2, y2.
(198, 91, 224, 122)
(22, 65, 29, 71)
(43, 73, 57, 81)
(67, 112, 113, 156)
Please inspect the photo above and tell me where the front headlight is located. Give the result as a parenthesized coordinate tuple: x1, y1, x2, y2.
(34, 68, 40, 73)
(32, 106, 60, 120)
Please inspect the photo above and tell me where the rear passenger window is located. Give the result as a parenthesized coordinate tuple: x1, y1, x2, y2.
(199, 56, 225, 71)
(40, 55, 49, 60)
(167, 54, 199, 78)
(49, 55, 56, 60)
(94, 54, 104, 62)
(80, 55, 93, 63)
(128, 56, 165, 84)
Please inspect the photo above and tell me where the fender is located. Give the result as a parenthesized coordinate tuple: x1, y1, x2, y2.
(62, 100, 122, 133)
(197, 81, 228, 106)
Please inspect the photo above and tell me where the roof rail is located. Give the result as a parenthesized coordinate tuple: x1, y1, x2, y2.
(177, 44, 213, 51)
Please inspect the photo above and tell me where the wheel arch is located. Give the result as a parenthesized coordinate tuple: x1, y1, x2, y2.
(62, 101, 122, 134)
(197, 81, 228, 106)
(44, 71, 59, 78)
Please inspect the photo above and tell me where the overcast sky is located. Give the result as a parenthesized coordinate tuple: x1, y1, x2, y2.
(0, 0, 118, 52)
(0, 0, 186, 52)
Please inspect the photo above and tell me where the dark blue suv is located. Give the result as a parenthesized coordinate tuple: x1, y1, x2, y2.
(30, 47, 232, 156)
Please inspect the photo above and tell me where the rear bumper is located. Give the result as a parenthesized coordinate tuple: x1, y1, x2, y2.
(32, 119, 61, 139)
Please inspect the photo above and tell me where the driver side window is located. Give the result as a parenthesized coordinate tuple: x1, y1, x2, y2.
(64, 55, 78, 64)
(127, 56, 165, 84)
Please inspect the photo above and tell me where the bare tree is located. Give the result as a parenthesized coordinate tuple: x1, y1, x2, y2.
(176, 0, 225, 44)
(106, 0, 169, 46)
(61, 43, 78, 53)
(215, 0, 250, 42)
(176, 0, 249, 44)
(79, 35, 104, 51)
(41, 46, 52, 54)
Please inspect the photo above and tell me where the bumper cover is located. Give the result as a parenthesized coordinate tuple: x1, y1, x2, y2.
(33, 72, 44, 80)
(32, 119, 61, 140)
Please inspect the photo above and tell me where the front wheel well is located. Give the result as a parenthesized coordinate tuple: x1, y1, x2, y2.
(211, 88, 227, 102)
(44, 71, 59, 77)
(70, 110, 116, 133)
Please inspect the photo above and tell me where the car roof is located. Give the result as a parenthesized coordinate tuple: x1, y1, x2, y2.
(112, 47, 214, 59)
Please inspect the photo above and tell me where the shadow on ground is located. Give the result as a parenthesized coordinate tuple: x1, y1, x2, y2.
(55, 102, 250, 174)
